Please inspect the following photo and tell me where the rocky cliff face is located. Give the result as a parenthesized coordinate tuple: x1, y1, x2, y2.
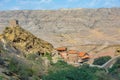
(0, 8, 120, 47)
(0, 25, 53, 54)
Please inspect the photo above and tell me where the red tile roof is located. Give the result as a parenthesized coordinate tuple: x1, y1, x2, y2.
(56, 47, 67, 51)
(78, 52, 86, 57)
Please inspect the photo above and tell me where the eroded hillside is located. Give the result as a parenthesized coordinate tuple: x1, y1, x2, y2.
(0, 8, 120, 48)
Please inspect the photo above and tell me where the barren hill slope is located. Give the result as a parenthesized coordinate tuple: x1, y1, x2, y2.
(0, 25, 53, 55)
(0, 8, 120, 47)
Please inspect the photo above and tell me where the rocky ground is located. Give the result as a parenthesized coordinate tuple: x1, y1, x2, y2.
(1, 26, 53, 54)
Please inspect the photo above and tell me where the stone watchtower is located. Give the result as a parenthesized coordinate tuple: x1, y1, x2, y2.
(9, 20, 19, 27)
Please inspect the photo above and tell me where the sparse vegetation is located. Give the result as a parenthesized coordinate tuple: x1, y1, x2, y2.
(109, 57, 120, 79)
(93, 56, 111, 65)
(0, 57, 4, 65)
(43, 52, 52, 63)
(26, 53, 39, 60)
(8, 57, 33, 80)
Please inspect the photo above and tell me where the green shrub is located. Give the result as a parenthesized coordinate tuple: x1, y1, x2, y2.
(8, 57, 33, 80)
(48, 60, 73, 73)
(5, 27, 9, 30)
(95, 71, 115, 80)
(26, 54, 45, 78)
(93, 56, 111, 65)
(44, 52, 52, 61)
(26, 53, 38, 60)
(0, 75, 3, 80)
(51, 60, 68, 66)
(42, 64, 104, 80)
(31, 76, 40, 80)
(0, 57, 4, 65)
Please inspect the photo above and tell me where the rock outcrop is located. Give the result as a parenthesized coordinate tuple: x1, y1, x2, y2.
(0, 20, 53, 54)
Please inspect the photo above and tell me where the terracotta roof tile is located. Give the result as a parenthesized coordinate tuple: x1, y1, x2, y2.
(78, 52, 86, 57)
(56, 47, 67, 51)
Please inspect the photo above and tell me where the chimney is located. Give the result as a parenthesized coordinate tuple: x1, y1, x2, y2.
(9, 19, 19, 27)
